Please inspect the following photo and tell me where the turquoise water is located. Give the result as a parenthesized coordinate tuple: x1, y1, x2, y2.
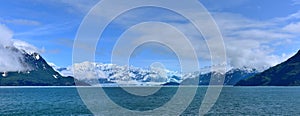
(1, 87, 300, 115)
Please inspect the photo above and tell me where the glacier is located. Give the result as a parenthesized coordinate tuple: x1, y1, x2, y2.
(52, 62, 259, 86)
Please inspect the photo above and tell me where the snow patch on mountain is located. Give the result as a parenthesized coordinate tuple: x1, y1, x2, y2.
(12, 39, 39, 55)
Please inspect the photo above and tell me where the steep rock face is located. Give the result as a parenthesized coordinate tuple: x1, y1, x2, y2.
(0, 48, 88, 86)
(236, 50, 300, 86)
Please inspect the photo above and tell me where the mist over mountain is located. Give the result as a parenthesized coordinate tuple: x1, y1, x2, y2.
(0, 24, 44, 72)
(0, 44, 87, 86)
(236, 50, 300, 86)
(0, 49, 87, 86)
(0, 23, 91, 86)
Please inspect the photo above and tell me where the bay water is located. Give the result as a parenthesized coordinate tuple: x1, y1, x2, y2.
(0, 86, 299, 115)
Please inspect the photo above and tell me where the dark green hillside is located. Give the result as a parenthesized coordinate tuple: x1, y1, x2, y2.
(236, 50, 300, 86)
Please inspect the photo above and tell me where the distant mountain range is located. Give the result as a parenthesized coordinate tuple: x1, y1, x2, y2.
(0, 47, 88, 86)
(52, 62, 182, 86)
(178, 68, 258, 86)
(236, 50, 300, 86)
(1, 44, 299, 86)
(54, 62, 259, 86)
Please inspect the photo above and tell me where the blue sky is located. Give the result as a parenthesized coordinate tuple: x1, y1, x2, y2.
(0, 0, 299, 71)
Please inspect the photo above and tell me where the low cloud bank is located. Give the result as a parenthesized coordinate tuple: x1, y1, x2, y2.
(0, 24, 39, 72)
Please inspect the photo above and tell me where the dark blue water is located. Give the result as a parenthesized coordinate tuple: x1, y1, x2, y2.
(0, 87, 300, 115)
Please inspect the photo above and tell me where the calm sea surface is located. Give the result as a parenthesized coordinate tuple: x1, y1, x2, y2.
(1, 86, 300, 115)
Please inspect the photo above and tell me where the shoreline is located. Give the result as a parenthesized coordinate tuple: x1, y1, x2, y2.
(1, 85, 299, 88)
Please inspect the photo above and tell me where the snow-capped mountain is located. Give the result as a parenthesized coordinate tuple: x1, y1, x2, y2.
(224, 67, 258, 85)
(54, 62, 182, 86)
(53, 62, 259, 86)
(181, 67, 259, 85)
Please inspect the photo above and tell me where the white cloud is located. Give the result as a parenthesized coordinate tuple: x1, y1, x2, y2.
(35, 0, 99, 14)
(0, 18, 40, 26)
(293, 0, 300, 5)
(58, 0, 99, 14)
(15, 22, 74, 37)
(274, 10, 300, 21)
(212, 12, 299, 70)
(100, 7, 300, 70)
(283, 22, 300, 34)
(0, 24, 13, 46)
(199, 0, 250, 11)
(0, 24, 39, 72)
(53, 1, 298, 71)
(12, 39, 40, 54)
(225, 39, 293, 70)
(203, 12, 299, 69)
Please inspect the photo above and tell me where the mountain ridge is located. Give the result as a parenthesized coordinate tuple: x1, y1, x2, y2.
(53, 62, 259, 86)
(236, 50, 300, 86)
(0, 47, 88, 86)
